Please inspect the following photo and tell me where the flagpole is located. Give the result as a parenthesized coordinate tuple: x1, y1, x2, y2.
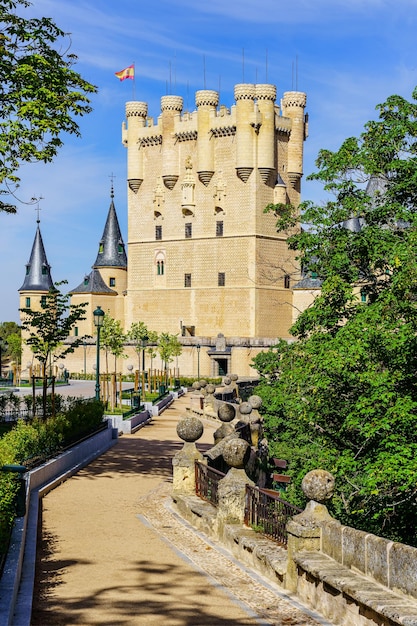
(132, 62, 136, 100)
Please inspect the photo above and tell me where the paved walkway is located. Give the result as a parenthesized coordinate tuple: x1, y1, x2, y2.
(30, 394, 331, 626)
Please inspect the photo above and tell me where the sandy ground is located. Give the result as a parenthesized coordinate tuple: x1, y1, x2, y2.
(30, 392, 326, 626)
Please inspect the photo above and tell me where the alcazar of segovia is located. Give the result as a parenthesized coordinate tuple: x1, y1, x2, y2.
(19, 81, 319, 378)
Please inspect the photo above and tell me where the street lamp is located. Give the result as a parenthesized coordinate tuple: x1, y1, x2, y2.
(196, 343, 201, 381)
(83, 340, 87, 375)
(93, 306, 105, 401)
(141, 334, 148, 400)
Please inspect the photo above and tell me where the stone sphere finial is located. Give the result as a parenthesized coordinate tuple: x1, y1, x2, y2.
(301, 470, 335, 503)
(223, 376, 231, 386)
(199, 380, 208, 388)
(218, 403, 236, 423)
(229, 374, 238, 382)
(222, 438, 251, 469)
(206, 384, 215, 394)
(192, 381, 201, 390)
(176, 416, 204, 442)
(248, 395, 262, 410)
(238, 402, 252, 416)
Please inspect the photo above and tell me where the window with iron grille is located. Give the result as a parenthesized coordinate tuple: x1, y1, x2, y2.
(157, 260, 165, 275)
(216, 220, 224, 237)
(184, 273, 191, 287)
(218, 272, 225, 286)
(185, 222, 192, 238)
(109, 277, 116, 287)
(284, 274, 290, 289)
(155, 225, 162, 240)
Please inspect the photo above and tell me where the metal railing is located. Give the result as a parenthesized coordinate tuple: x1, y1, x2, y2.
(195, 461, 225, 506)
(244, 485, 302, 546)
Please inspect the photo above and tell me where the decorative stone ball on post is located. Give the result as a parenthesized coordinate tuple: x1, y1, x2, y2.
(248, 395, 264, 448)
(190, 381, 204, 412)
(199, 379, 208, 396)
(172, 416, 204, 495)
(298, 469, 335, 522)
(214, 403, 236, 444)
(204, 383, 216, 410)
(229, 373, 239, 398)
(217, 437, 254, 525)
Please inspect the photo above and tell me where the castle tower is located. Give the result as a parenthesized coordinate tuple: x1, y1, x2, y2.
(19, 218, 54, 370)
(122, 81, 308, 376)
(69, 187, 127, 336)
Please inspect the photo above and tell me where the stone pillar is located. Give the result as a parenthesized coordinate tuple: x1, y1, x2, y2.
(286, 469, 335, 592)
(217, 438, 253, 528)
(125, 101, 148, 193)
(189, 381, 203, 412)
(172, 416, 204, 495)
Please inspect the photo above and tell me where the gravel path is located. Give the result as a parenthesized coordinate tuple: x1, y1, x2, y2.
(30, 395, 331, 626)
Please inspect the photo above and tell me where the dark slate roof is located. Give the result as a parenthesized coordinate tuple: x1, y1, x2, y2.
(19, 223, 54, 292)
(342, 216, 363, 232)
(293, 276, 323, 290)
(93, 194, 127, 269)
(69, 269, 116, 295)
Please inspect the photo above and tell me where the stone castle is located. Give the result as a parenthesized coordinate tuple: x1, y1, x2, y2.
(19, 82, 311, 377)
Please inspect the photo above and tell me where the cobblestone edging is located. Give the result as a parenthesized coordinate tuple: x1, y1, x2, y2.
(137, 482, 333, 626)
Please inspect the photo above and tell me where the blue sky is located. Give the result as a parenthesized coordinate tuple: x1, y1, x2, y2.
(1, 0, 417, 323)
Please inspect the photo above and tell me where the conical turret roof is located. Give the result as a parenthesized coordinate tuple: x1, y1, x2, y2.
(69, 269, 116, 295)
(19, 222, 54, 292)
(93, 190, 127, 269)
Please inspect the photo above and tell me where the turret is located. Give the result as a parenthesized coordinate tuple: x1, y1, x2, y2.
(124, 101, 148, 193)
(255, 84, 277, 185)
(196, 90, 219, 186)
(19, 220, 54, 302)
(281, 91, 307, 189)
(234, 84, 256, 182)
(160, 95, 183, 189)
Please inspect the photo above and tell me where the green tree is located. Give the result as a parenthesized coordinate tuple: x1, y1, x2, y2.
(0, 0, 96, 212)
(0, 321, 21, 365)
(157, 333, 182, 383)
(99, 314, 125, 407)
(127, 321, 148, 373)
(20, 282, 87, 418)
(146, 330, 159, 374)
(255, 87, 417, 545)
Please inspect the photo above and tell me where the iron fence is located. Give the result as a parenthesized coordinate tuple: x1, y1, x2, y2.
(195, 461, 225, 506)
(244, 485, 302, 546)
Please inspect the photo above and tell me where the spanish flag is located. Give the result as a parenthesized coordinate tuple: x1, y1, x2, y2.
(115, 64, 134, 81)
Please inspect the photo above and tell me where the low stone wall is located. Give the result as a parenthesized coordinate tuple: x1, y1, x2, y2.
(0, 421, 117, 626)
(172, 430, 417, 626)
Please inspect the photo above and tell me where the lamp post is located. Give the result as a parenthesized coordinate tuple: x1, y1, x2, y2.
(83, 340, 87, 375)
(93, 306, 105, 401)
(141, 335, 148, 400)
(196, 343, 201, 381)
(0, 339, 8, 378)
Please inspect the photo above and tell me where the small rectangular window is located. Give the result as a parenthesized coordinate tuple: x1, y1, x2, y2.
(184, 273, 191, 288)
(40, 295, 47, 307)
(42, 265, 47, 275)
(284, 274, 290, 289)
(361, 290, 367, 303)
(25, 297, 31, 308)
(185, 223, 192, 238)
(155, 225, 162, 240)
(216, 221, 224, 237)
(218, 272, 225, 286)
(109, 277, 116, 287)
(74, 326, 79, 337)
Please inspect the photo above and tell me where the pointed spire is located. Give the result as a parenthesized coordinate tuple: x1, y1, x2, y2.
(19, 220, 54, 292)
(93, 187, 127, 269)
